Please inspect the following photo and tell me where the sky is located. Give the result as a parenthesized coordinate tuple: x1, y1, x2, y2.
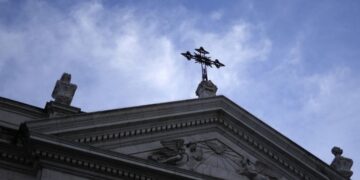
(0, 0, 359, 178)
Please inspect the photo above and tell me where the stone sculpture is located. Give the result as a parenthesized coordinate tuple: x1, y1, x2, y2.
(237, 158, 275, 180)
(186, 142, 203, 161)
(51, 73, 77, 106)
(148, 139, 285, 179)
(330, 146, 353, 179)
(148, 139, 187, 165)
(196, 80, 218, 98)
(148, 139, 207, 166)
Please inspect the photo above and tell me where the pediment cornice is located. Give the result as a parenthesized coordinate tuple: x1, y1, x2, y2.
(24, 96, 346, 180)
(0, 129, 217, 180)
(0, 97, 46, 119)
(27, 96, 226, 134)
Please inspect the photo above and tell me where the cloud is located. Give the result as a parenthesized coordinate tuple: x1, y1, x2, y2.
(299, 67, 360, 162)
(210, 10, 223, 21)
(177, 22, 272, 95)
(241, 36, 360, 172)
(206, 29, 360, 174)
(287, 35, 303, 65)
(1, 1, 358, 178)
(0, 1, 271, 111)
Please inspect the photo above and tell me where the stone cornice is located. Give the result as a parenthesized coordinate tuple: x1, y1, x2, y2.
(0, 97, 46, 119)
(70, 113, 217, 144)
(24, 96, 345, 180)
(64, 114, 326, 180)
(0, 131, 219, 180)
(216, 98, 345, 180)
(27, 97, 224, 134)
(28, 131, 217, 180)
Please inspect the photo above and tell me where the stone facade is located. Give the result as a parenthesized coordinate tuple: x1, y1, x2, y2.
(0, 74, 353, 180)
(0, 95, 353, 180)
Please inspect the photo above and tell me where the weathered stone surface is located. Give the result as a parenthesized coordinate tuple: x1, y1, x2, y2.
(0, 168, 35, 180)
(46, 73, 81, 117)
(45, 100, 81, 117)
(196, 80, 218, 98)
(0, 97, 47, 128)
(330, 146, 353, 179)
(41, 168, 89, 180)
(51, 73, 77, 106)
(134, 137, 288, 180)
(148, 139, 186, 165)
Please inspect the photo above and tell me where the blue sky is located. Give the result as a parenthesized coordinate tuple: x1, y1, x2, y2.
(0, 0, 359, 178)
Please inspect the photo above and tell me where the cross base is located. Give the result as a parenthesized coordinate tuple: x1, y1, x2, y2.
(196, 80, 218, 98)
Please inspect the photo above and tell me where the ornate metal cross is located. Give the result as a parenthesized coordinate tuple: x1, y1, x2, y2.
(181, 47, 225, 81)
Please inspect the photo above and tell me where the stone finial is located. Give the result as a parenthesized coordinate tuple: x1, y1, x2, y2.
(51, 73, 77, 106)
(196, 80, 218, 98)
(330, 146, 353, 179)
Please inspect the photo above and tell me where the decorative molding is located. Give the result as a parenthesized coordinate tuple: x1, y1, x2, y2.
(27, 97, 223, 134)
(24, 96, 341, 179)
(144, 138, 285, 179)
(221, 118, 310, 180)
(0, 147, 153, 180)
(0, 151, 33, 166)
(32, 149, 153, 180)
(73, 116, 218, 144)
(0, 97, 46, 119)
(69, 115, 312, 179)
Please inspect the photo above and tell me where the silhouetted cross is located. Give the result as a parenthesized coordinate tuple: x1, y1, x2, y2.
(181, 47, 225, 81)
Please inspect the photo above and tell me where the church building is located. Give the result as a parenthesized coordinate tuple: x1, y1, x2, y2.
(0, 48, 354, 180)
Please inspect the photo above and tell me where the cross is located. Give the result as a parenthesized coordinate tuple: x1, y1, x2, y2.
(181, 46, 225, 81)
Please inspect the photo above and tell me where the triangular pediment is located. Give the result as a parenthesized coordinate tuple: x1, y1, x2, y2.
(25, 96, 344, 180)
(114, 131, 288, 180)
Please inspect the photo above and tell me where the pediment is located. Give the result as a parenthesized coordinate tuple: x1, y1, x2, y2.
(25, 96, 343, 180)
(114, 131, 288, 180)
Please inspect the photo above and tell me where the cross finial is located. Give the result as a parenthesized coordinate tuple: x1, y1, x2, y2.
(181, 46, 225, 81)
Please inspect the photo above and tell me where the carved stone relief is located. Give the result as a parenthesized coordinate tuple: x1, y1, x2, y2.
(148, 139, 187, 165)
(144, 139, 286, 180)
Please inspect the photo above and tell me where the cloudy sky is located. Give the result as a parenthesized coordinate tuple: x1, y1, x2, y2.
(0, 0, 359, 178)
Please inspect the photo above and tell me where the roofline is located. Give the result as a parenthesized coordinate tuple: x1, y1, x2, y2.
(216, 96, 344, 179)
(0, 97, 47, 118)
(24, 95, 343, 179)
(28, 95, 225, 123)
(29, 130, 218, 180)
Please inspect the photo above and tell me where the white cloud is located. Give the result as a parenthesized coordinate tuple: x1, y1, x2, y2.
(210, 10, 223, 21)
(0, 1, 359, 178)
(298, 67, 360, 161)
(221, 33, 359, 173)
(0, 1, 270, 111)
(177, 22, 272, 95)
(287, 37, 303, 65)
